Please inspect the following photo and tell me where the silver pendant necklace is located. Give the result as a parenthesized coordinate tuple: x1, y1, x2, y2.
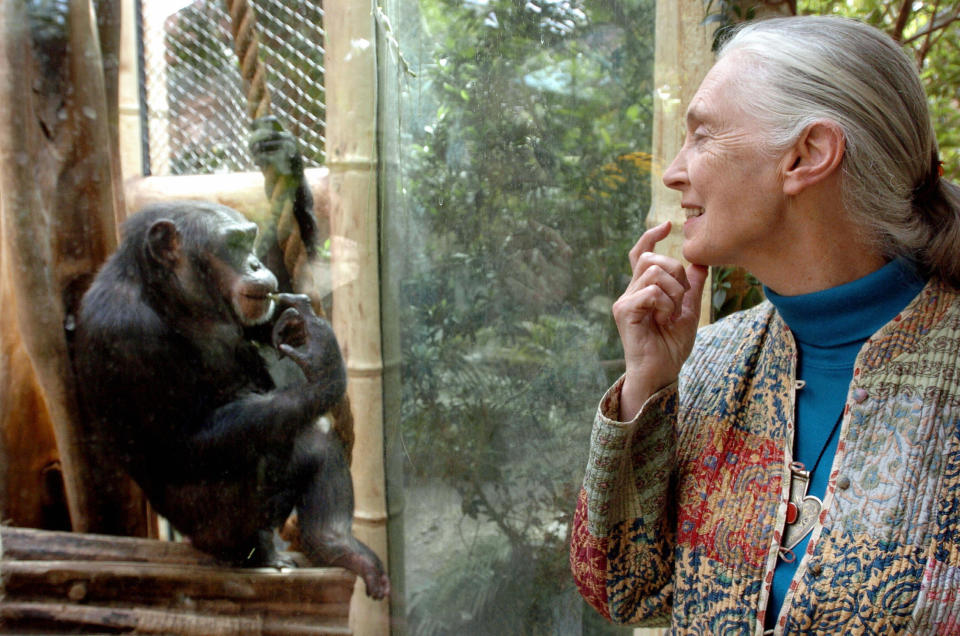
(781, 413, 842, 555)
(782, 463, 822, 551)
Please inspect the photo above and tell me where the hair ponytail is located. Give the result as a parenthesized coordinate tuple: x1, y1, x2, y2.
(920, 177, 960, 287)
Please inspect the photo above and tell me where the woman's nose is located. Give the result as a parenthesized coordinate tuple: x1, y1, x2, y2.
(661, 149, 687, 191)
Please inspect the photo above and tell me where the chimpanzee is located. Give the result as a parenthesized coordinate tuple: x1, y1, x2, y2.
(73, 198, 389, 599)
(247, 115, 319, 290)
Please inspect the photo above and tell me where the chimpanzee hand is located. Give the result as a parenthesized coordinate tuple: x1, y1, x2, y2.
(249, 116, 304, 178)
(271, 294, 346, 394)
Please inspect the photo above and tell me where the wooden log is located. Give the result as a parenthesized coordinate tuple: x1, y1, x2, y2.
(0, 0, 127, 537)
(1, 525, 223, 565)
(123, 171, 336, 304)
(0, 602, 351, 635)
(123, 169, 331, 228)
(0, 526, 354, 635)
(2, 561, 353, 609)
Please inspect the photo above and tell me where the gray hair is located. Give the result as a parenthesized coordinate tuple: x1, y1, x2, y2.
(719, 16, 960, 286)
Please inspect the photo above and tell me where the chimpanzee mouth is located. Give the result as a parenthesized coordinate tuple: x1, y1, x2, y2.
(237, 292, 276, 326)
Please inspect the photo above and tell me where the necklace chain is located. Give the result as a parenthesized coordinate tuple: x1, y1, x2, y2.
(804, 412, 843, 477)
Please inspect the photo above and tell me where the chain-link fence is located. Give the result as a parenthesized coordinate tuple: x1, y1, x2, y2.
(139, 0, 325, 176)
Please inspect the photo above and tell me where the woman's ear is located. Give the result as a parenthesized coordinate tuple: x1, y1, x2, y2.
(782, 120, 845, 196)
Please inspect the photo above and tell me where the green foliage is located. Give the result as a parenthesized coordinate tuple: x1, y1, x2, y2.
(712, 266, 764, 320)
(700, 0, 770, 49)
(407, 534, 584, 636)
(397, 0, 653, 632)
(799, 0, 960, 181)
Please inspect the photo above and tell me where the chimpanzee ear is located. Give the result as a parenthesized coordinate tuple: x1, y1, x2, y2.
(146, 219, 182, 269)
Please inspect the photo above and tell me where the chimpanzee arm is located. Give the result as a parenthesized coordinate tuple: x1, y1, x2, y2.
(186, 296, 345, 470)
(290, 153, 318, 253)
(188, 381, 341, 469)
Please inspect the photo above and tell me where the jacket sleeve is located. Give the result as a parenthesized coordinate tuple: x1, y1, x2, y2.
(570, 374, 679, 624)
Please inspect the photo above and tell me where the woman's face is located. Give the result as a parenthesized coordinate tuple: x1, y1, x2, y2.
(662, 55, 789, 271)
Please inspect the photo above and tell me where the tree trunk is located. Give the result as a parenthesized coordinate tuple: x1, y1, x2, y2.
(0, 0, 146, 536)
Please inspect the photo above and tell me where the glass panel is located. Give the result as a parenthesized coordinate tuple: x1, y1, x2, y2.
(381, 1, 656, 632)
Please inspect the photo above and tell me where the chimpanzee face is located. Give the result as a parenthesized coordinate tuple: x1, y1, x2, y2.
(211, 218, 279, 326)
(140, 203, 281, 327)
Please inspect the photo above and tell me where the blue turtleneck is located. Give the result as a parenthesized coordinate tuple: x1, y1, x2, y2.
(762, 258, 926, 625)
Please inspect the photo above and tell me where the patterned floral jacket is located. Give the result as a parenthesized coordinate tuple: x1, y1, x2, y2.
(570, 278, 960, 635)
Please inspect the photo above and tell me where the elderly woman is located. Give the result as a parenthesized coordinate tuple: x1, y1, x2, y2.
(570, 15, 960, 634)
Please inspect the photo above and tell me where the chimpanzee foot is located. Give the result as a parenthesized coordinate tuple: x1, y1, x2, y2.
(265, 552, 299, 570)
(331, 552, 391, 600)
(240, 547, 288, 569)
(235, 530, 298, 570)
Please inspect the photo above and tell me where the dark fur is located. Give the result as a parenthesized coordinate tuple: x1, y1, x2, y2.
(73, 201, 388, 599)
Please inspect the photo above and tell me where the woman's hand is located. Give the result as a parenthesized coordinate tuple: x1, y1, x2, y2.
(613, 221, 708, 421)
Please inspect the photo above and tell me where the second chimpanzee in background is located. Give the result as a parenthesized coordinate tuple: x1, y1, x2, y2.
(247, 115, 321, 294)
(72, 123, 389, 599)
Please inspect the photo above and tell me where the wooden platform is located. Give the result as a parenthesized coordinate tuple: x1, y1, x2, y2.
(0, 526, 354, 635)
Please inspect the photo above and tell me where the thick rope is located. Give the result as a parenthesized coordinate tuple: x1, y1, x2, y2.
(224, 0, 309, 296)
(222, 0, 354, 459)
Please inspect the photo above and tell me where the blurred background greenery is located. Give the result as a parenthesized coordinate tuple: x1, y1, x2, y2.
(384, 1, 958, 633)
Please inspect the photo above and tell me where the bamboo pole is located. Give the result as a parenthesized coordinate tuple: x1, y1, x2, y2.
(118, 0, 143, 185)
(646, 0, 717, 327)
(220, 0, 357, 459)
(647, 3, 789, 328)
(324, 2, 390, 634)
(633, 16, 716, 631)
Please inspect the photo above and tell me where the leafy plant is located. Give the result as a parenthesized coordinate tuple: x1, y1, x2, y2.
(800, 0, 960, 180)
(712, 266, 764, 320)
(703, 0, 959, 179)
(396, 0, 654, 632)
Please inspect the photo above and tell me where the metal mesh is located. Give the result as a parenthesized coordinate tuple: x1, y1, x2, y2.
(140, 0, 325, 176)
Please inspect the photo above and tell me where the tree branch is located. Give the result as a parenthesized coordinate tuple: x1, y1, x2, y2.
(892, 0, 914, 42)
(902, 5, 960, 47)
(915, 0, 943, 66)
(772, 0, 797, 14)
